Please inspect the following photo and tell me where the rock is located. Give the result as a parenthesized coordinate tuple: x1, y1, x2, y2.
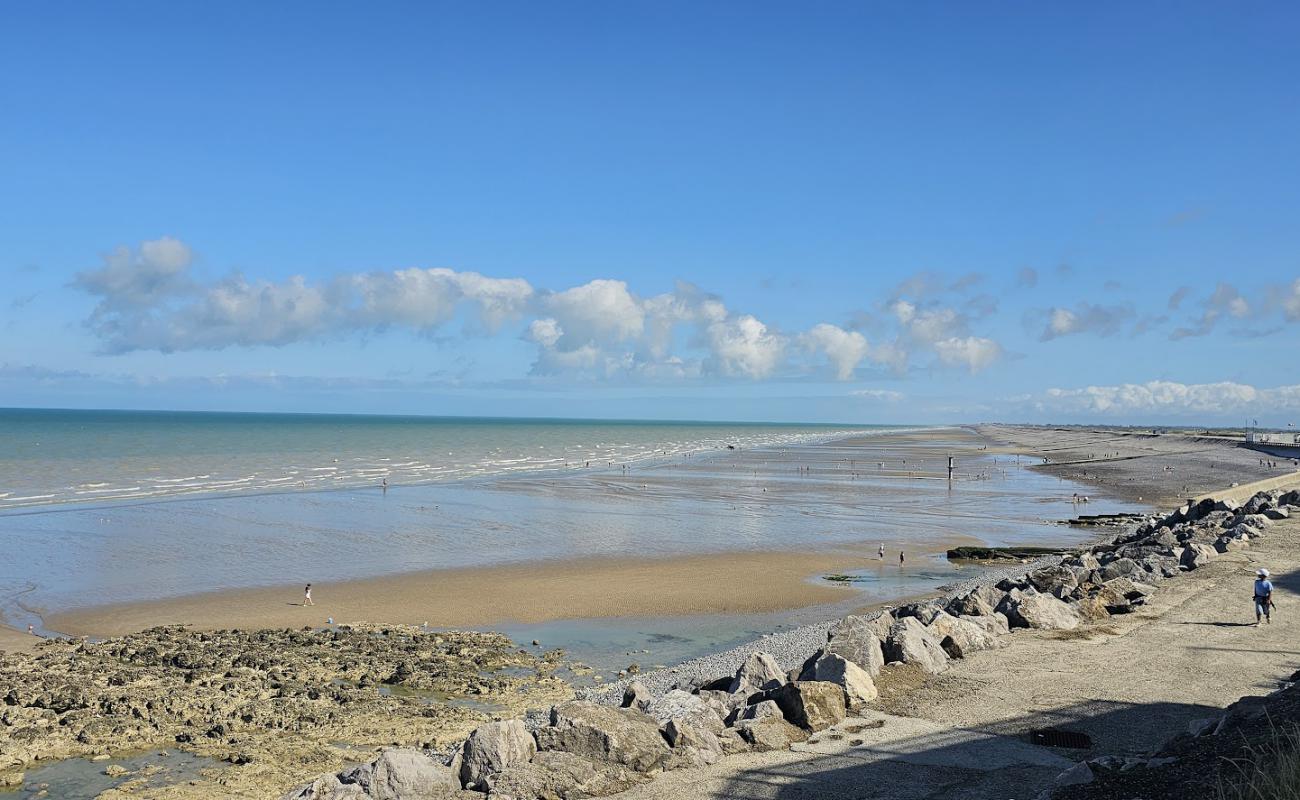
(716, 728, 749, 755)
(727, 652, 785, 695)
(535, 701, 671, 774)
(329, 748, 461, 800)
(825, 615, 887, 676)
(621, 681, 652, 712)
(893, 600, 944, 625)
(724, 698, 783, 726)
(882, 616, 949, 674)
(1180, 543, 1215, 569)
(104, 764, 129, 777)
(1004, 592, 1081, 630)
(733, 715, 810, 751)
(696, 689, 744, 718)
(927, 611, 1000, 657)
(1027, 566, 1079, 599)
(1213, 497, 1241, 514)
(646, 690, 725, 735)
(1264, 507, 1290, 521)
(765, 681, 846, 731)
(1053, 761, 1095, 787)
(459, 720, 537, 791)
(946, 585, 1001, 617)
(662, 717, 722, 766)
(282, 775, 371, 800)
(1240, 514, 1272, 530)
(1103, 577, 1157, 601)
(1215, 535, 1250, 553)
(0, 773, 22, 789)
(961, 613, 1010, 637)
(485, 750, 646, 800)
(1099, 558, 1142, 581)
(797, 650, 878, 709)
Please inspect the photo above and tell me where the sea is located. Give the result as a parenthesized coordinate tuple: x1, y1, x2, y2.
(0, 408, 1138, 672)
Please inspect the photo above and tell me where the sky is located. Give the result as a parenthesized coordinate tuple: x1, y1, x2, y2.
(2, 1, 1298, 425)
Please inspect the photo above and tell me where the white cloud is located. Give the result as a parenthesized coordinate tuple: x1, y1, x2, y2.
(802, 323, 869, 380)
(705, 315, 786, 379)
(933, 336, 1002, 373)
(74, 236, 194, 311)
(850, 388, 904, 402)
(1037, 380, 1300, 415)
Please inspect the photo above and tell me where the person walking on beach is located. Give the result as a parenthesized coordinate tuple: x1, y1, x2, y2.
(1254, 569, 1273, 625)
(304, 584, 314, 606)
(878, 543, 885, 560)
(898, 550, 905, 567)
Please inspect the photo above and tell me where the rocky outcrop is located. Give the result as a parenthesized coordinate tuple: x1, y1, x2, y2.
(283, 749, 467, 800)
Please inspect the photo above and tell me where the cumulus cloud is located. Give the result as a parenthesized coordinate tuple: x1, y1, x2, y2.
(801, 324, 869, 380)
(1036, 380, 1300, 416)
(73, 237, 1011, 384)
(1037, 302, 1136, 341)
(1167, 286, 1191, 310)
(704, 315, 786, 379)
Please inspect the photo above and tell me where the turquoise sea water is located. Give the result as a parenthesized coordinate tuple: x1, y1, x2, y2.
(0, 408, 880, 511)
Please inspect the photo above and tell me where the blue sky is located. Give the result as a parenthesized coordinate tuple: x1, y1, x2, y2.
(2, 1, 1298, 424)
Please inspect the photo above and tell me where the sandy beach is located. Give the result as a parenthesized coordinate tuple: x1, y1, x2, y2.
(49, 544, 957, 639)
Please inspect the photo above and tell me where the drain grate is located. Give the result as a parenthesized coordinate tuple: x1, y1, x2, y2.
(1031, 728, 1093, 749)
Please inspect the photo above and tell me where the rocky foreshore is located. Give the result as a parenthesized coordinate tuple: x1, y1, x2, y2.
(280, 487, 1300, 800)
(0, 623, 572, 797)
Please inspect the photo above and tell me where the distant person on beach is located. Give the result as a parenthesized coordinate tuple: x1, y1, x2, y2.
(1254, 570, 1273, 625)
(899, 550, 905, 566)
(304, 584, 314, 606)
(27, 624, 35, 636)
(879, 543, 885, 559)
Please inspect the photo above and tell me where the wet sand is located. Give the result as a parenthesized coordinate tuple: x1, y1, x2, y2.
(50, 544, 974, 638)
(0, 622, 36, 653)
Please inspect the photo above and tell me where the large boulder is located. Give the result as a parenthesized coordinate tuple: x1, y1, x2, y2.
(1027, 565, 1079, 599)
(662, 717, 723, 767)
(535, 701, 671, 774)
(621, 681, 652, 712)
(1180, 543, 1214, 569)
(893, 600, 944, 625)
(724, 699, 782, 726)
(484, 751, 646, 800)
(728, 652, 785, 695)
(825, 615, 887, 676)
(926, 611, 1000, 658)
(1264, 507, 1290, 521)
(645, 690, 724, 733)
(1099, 558, 1142, 581)
(732, 715, 810, 751)
(291, 749, 463, 800)
(796, 651, 878, 709)
(946, 584, 1002, 617)
(882, 616, 949, 674)
(459, 720, 537, 791)
(765, 681, 846, 731)
(960, 613, 1010, 637)
(1003, 592, 1081, 630)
